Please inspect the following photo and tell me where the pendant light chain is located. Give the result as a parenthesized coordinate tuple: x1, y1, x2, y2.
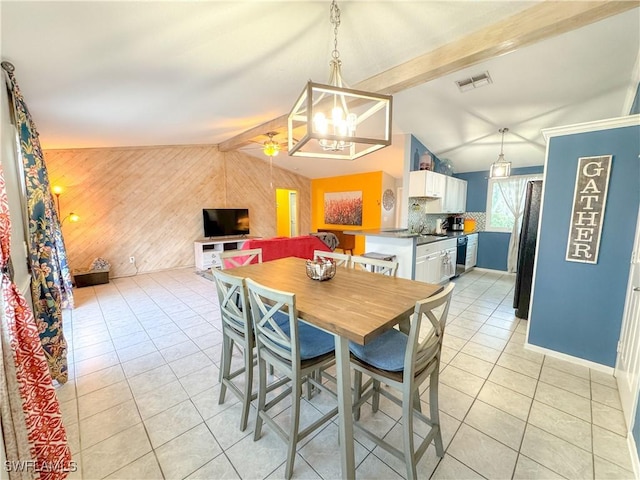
(498, 127, 508, 159)
(330, 0, 341, 62)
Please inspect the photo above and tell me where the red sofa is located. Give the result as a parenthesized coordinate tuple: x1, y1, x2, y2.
(239, 235, 331, 264)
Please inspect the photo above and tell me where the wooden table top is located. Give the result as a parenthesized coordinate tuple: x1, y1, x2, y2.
(228, 257, 443, 345)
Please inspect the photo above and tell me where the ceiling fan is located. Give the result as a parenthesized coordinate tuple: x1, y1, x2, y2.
(241, 132, 289, 188)
(241, 132, 288, 158)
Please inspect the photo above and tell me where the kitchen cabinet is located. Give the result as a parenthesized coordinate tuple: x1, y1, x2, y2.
(410, 172, 467, 214)
(441, 176, 467, 214)
(466, 233, 478, 269)
(415, 238, 457, 284)
(415, 249, 441, 284)
(408, 170, 446, 198)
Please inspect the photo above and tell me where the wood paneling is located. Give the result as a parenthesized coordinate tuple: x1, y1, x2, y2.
(45, 146, 310, 277)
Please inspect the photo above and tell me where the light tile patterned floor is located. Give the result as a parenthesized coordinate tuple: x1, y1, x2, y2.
(56, 267, 635, 479)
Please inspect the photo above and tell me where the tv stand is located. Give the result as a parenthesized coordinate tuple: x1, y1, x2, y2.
(194, 236, 260, 270)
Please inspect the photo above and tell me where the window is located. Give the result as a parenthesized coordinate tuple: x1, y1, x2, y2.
(486, 174, 542, 233)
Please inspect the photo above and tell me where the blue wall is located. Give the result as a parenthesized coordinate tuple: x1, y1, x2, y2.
(528, 124, 640, 366)
(409, 135, 445, 173)
(456, 166, 544, 270)
(630, 83, 640, 115)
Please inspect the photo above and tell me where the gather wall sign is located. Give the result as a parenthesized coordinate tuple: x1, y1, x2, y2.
(565, 155, 612, 264)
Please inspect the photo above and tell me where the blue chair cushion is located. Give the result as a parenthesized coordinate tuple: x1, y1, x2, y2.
(349, 329, 408, 372)
(270, 312, 335, 360)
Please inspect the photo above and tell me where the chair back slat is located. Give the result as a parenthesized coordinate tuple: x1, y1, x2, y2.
(219, 248, 263, 269)
(246, 278, 299, 366)
(212, 268, 252, 340)
(313, 250, 350, 268)
(405, 283, 455, 377)
(350, 256, 399, 276)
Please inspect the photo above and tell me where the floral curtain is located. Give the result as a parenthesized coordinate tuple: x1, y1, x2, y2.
(2, 62, 74, 384)
(1, 161, 72, 479)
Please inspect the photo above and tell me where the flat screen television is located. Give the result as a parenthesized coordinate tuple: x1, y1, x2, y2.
(203, 208, 250, 238)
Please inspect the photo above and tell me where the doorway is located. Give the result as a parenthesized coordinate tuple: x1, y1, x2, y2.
(616, 205, 640, 429)
(276, 188, 299, 237)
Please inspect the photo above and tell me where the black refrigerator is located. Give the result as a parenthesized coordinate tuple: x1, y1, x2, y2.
(513, 180, 543, 319)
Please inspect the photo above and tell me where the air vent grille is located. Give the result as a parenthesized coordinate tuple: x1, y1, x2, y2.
(455, 71, 492, 92)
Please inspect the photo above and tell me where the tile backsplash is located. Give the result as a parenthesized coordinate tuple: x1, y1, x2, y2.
(407, 199, 486, 233)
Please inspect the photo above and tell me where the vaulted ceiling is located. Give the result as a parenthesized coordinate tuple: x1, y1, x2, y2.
(2, 1, 638, 178)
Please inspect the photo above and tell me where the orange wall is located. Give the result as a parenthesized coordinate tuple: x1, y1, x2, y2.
(311, 171, 383, 255)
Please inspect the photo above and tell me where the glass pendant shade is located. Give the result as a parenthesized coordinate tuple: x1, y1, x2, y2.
(490, 154, 511, 178)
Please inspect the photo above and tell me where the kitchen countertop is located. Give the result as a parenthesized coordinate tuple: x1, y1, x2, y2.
(348, 228, 479, 245)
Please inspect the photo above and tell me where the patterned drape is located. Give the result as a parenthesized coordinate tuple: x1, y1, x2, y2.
(0, 161, 72, 479)
(2, 62, 74, 384)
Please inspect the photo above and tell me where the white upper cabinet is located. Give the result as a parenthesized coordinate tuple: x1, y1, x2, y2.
(409, 170, 467, 213)
(415, 174, 467, 214)
(408, 170, 446, 198)
(441, 176, 467, 213)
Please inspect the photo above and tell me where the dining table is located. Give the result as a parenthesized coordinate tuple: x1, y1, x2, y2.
(228, 256, 443, 479)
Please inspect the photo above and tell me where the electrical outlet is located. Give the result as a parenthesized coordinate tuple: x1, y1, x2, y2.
(129, 256, 135, 264)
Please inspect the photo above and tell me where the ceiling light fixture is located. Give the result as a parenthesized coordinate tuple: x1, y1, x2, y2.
(263, 132, 281, 157)
(263, 132, 281, 189)
(287, 0, 392, 160)
(490, 127, 512, 178)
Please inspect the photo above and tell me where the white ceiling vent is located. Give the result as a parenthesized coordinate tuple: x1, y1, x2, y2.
(455, 71, 493, 92)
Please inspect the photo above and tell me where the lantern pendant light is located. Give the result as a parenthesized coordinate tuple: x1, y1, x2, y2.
(490, 127, 512, 178)
(287, 0, 392, 160)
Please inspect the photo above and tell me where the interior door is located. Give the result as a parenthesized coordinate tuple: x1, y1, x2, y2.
(616, 206, 640, 428)
(288, 191, 298, 237)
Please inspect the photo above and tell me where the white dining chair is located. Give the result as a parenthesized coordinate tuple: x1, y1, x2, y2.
(349, 282, 455, 480)
(246, 278, 338, 480)
(350, 255, 399, 276)
(211, 268, 286, 431)
(211, 268, 255, 431)
(219, 248, 262, 269)
(313, 249, 350, 267)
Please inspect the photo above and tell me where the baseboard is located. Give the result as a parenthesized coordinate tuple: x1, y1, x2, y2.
(524, 342, 614, 375)
(628, 431, 640, 479)
(110, 264, 195, 279)
(470, 267, 515, 276)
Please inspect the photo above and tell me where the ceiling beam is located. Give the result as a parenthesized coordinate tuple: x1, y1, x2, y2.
(219, 0, 638, 152)
(355, 1, 637, 94)
(218, 115, 288, 152)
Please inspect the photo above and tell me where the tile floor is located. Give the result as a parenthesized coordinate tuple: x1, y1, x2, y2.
(55, 267, 636, 479)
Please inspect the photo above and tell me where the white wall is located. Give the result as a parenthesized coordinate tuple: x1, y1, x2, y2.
(380, 172, 397, 228)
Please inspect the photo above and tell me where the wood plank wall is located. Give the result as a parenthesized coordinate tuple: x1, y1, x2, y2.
(44, 145, 311, 277)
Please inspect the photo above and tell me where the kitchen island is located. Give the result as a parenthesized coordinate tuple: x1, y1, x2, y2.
(348, 228, 463, 281)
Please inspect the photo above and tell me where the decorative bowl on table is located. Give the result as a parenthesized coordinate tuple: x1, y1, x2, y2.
(305, 259, 336, 281)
